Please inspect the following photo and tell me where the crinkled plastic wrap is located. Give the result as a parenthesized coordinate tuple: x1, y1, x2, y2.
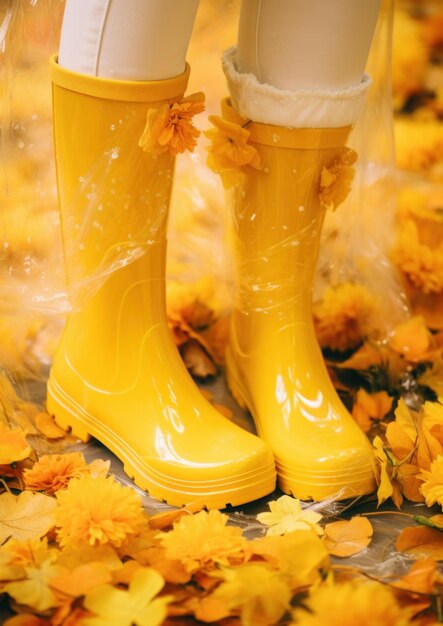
(318, 0, 410, 337)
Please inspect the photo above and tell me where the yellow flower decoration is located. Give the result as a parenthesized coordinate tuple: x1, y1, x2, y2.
(393, 219, 443, 294)
(420, 455, 443, 508)
(291, 580, 412, 626)
(313, 283, 376, 352)
(257, 495, 323, 536)
(54, 475, 146, 548)
(139, 92, 205, 157)
(205, 115, 262, 173)
(319, 147, 357, 211)
(156, 509, 247, 573)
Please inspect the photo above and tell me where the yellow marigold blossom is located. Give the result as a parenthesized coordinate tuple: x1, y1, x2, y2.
(205, 115, 262, 173)
(319, 147, 357, 211)
(23, 452, 89, 494)
(395, 119, 443, 178)
(291, 580, 412, 626)
(157, 509, 247, 573)
(394, 219, 443, 294)
(54, 475, 146, 548)
(213, 563, 291, 626)
(139, 92, 205, 157)
(420, 455, 443, 508)
(313, 283, 376, 352)
(0, 422, 32, 465)
(257, 495, 323, 537)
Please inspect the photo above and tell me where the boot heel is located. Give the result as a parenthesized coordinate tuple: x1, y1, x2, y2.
(47, 380, 92, 443)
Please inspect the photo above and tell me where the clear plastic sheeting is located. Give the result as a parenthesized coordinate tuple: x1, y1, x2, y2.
(318, 0, 410, 338)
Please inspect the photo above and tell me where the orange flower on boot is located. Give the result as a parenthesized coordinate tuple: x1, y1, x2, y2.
(205, 116, 262, 173)
(319, 147, 358, 211)
(139, 92, 205, 156)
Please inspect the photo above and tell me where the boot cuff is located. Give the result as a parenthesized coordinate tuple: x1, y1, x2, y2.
(222, 47, 370, 128)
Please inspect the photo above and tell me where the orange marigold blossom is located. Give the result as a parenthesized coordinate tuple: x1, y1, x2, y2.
(54, 475, 146, 548)
(139, 92, 205, 156)
(0, 422, 32, 465)
(204, 115, 262, 172)
(23, 452, 89, 494)
(291, 580, 413, 626)
(319, 147, 357, 211)
(420, 455, 443, 508)
(156, 509, 248, 573)
(313, 283, 376, 352)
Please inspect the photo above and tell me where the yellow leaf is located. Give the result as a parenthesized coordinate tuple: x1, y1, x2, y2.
(35, 412, 66, 439)
(392, 558, 437, 594)
(181, 340, 217, 378)
(4, 558, 64, 611)
(0, 423, 32, 465)
(396, 526, 443, 559)
(50, 562, 113, 598)
(418, 359, 443, 397)
(373, 436, 395, 507)
(212, 563, 291, 626)
(148, 499, 206, 530)
(83, 567, 170, 626)
(335, 343, 383, 370)
(0, 491, 57, 543)
(389, 316, 431, 361)
(396, 463, 425, 503)
(323, 516, 373, 557)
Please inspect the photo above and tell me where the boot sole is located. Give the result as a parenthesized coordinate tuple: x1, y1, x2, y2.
(46, 376, 276, 509)
(225, 348, 376, 502)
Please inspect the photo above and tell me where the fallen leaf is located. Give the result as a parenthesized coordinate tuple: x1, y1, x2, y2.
(149, 500, 206, 530)
(3, 615, 48, 626)
(50, 562, 113, 598)
(393, 558, 438, 594)
(181, 341, 217, 378)
(0, 491, 57, 543)
(396, 526, 443, 559)
(83, 567, 170, 626)
(389, 316, 431, 361)
(334, 343, 383, 370)
(352, 389, 393, 433)
(0, 423, 32, 465)
(88, 459, 110, 479)
(35, 413, 67, 439)
(323, 516, 373, 557)
(373, 436, 396, 507)
(396, 463, 425, 503)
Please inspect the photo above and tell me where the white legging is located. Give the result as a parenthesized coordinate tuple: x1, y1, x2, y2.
(58, 0, 381, 90)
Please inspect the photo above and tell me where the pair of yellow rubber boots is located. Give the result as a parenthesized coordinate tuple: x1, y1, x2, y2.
(47, 59, 376, 507)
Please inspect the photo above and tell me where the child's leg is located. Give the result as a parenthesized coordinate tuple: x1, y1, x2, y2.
(58, 0, 199, 80)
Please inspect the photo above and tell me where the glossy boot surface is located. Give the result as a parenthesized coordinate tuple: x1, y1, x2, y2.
(47, 63, 276, 508)
(221, 99, 376, 501)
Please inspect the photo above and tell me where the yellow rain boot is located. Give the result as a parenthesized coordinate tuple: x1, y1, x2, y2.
(207, 93, 376, 502)
(46, 58, 276, 508)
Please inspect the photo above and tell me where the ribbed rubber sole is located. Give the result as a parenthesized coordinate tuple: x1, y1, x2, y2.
(225, 349, 376, 502)
(46, 375, 276, 509)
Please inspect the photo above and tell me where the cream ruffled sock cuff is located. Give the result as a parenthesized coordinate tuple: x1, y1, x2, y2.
(222, 47, 371, 129)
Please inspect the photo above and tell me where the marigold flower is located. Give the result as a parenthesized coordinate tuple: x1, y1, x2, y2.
(139, 92, 205, 157)
(257, 495, 323, 537)
(394, 219, 443, 294)
(313, 283, 376, 352)
(420, 455, 443, 508)
(291, 580, 412, 626)
(54, 475, 146, 548)
(157, 509, 247, 573)
(213, 563, 291, 626)
(319, 147, 357, 211)
(23, 452, 89, 494)
(205, 115, 262, 173)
